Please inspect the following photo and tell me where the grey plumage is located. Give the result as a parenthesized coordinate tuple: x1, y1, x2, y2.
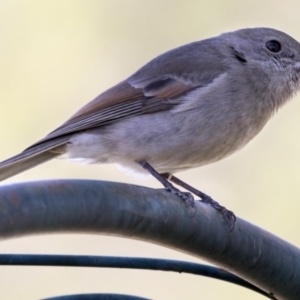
(1, 27, 300, 181)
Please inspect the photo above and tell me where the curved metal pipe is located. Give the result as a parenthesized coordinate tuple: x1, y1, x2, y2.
(0, 180, 298, 299)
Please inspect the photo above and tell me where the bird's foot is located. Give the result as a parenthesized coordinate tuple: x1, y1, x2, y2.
(163, 173, 236, 232)
(137, 160, 235, 230)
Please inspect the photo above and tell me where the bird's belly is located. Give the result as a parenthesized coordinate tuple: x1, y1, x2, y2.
(66, 108, 264, 174)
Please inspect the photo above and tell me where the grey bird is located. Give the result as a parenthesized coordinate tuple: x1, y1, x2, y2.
(1, 27, 300, 227)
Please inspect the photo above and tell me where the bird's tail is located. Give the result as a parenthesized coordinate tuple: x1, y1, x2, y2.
(0, 136, 69, 182)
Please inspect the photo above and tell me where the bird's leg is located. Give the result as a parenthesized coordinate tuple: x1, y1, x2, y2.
(161, 173, 236, 231)
(136, 160, 195, 207)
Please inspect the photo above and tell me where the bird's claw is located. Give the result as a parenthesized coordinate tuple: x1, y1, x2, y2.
(201, 195, 236, 232)
(166, 186, 195, 208)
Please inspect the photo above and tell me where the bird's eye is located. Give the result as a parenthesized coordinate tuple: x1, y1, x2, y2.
(266, 40, 281, 53)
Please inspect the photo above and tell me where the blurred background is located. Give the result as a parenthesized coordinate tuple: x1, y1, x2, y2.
(0, 0, 300, 299)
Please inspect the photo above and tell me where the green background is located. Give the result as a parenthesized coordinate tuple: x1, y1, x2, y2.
(0, 1, 299, 299)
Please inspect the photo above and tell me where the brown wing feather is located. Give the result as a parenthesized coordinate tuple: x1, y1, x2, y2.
(155, 80, 192, 98)
(70, 81, 143, 119)
(141, 77, 195, 113)
(142, 78, 194, 98)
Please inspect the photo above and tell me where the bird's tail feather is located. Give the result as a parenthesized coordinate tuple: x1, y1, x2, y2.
(0, 136, 69, 182)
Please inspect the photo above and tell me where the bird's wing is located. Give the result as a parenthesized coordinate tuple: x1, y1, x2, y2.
(28, 79, 198, 147)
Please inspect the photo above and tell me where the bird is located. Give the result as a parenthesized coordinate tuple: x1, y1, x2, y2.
(1, 27, 300, 228)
